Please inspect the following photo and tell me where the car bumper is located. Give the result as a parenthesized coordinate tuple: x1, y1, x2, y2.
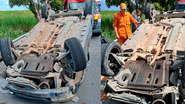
(4, 84, 75, 102)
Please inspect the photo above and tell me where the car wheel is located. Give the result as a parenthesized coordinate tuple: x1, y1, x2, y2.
(84, 0, 93, 16)
(64, 37, 87, 72)
(42, 4, 51, 19)
(0, 38, 16, 66)
(101, 41, 123, 76)
(101, 43, 108, 57)
(85, 0, 94, 28)
(145, 4, 155, 20)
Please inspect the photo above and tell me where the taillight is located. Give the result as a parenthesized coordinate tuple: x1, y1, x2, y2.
(94, 14, 99, 20)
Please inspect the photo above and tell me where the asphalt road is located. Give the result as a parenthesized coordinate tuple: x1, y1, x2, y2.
(0, 35, 101, 104)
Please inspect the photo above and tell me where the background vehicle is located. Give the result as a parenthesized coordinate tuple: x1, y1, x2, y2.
(0, 1, 93, 102)
(63, 0, 100, 22)
(176, 0, 185, 10)
(63, 0, 86, 10)
(101, 4, 185, 104)
(93, 0, 101, 30)
(96, 0, 101, 10)
(63, 0, 101, 36)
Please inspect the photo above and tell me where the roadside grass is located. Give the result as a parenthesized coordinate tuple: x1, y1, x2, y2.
(101, 11, 118, 40)
(0, 10, 37, 40)
(101, 11, 145, 40)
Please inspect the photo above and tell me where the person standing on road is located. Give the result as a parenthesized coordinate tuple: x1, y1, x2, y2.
(132, 9, 141, 33)
(113, 3, 142, 46)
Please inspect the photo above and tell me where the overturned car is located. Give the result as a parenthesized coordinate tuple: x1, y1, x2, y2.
(101, 4, 185, 104)
(0, 1, 93, 103)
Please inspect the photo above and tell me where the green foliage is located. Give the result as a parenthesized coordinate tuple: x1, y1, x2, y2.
(152, 0, 178, 11)
(9, 0, 32, 8)
(105, 0, 178, 13)
(105, 0, 127, 8)
(49, 0, 63, 11)
(9, 0, 63, 20)
(101, 11, 118, 40)
(0, 11, 37, 40)
(105, 0, 146, 13)
(153, 3, 164, 12)
(9, 0, 63, 11)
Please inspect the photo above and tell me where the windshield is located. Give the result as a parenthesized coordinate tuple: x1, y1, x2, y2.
(98, 4, 101, 8)
(69, 2, 85, 10)
(93, 1, 99, 12)
(177, 5, 185, 10)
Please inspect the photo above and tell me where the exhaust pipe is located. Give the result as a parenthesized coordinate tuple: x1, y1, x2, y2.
(38, 82, 50, 89)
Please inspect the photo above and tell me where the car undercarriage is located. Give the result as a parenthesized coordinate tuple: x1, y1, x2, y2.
(0, 1, 94, 103)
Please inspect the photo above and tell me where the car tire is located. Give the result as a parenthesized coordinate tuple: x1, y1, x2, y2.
(0, 38, 16, 66)
(85, 0, 94, 28)
(93, 33, 101, 36)
(64, 37, 87, 72)
(92, 23, 101, 36)
(41, 4, 51, 19)
(101, 41, 123, 76)
(145, 4, 155, 20)
(101, 43, 108, 57)
(84, 0, 93, 16)
(92, 30, 101, 36)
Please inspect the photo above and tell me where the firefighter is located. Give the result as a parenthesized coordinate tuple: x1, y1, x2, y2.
(113, 3, 142, 46)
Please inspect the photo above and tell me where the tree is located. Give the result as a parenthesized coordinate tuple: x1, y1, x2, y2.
(149, 0, 178, 12)
(106, 0, 147, 18)
(106, 0, 135, 13)
(49, 0, 63, 11)
(141, 0, 147, 18)
(9, 0, 63, 22)
(105, 0, 178, 16)
(32, 0, 41, 22)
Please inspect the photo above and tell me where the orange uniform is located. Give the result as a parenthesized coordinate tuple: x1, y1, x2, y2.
(113, 12, 135, 45)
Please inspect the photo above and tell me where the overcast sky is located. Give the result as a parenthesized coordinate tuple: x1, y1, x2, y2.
(0, 0, 26, 10)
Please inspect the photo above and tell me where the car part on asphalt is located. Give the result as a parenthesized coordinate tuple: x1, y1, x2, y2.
(0, 2, 93, 103)
(92, 28, 101, 36)
(102, 4, 185, 104)
(101, 36, 111, 44)
(92, 21, 101, 36)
